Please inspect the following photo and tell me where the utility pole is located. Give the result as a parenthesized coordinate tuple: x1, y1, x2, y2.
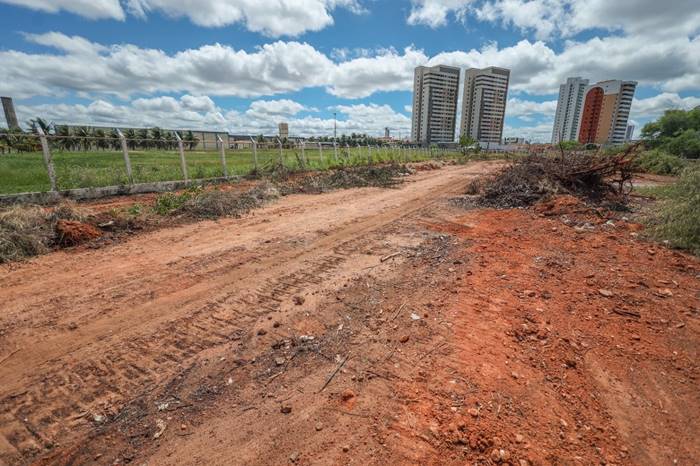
(333, 112, 337, 141)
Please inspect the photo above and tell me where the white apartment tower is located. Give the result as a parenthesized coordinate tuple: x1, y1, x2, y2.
(460, 67, 510, 144)
(551, 77, 589, 144)
(411, 65, 460, 144)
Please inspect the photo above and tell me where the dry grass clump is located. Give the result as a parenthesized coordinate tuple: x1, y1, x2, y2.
(175, 183, 280, 219)
(0, 201, 89, 263)
(283, 164, 410, 194)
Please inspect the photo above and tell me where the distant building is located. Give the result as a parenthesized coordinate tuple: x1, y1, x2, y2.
(551, 77, 589, 144)
(278, 122, 289, 140)
(384, 127, 390, 138)
(460, 67, 510, 144)
(625, 124, 635, 141)
(1, 96, 19, 130)
(577, 80, 637, 145)
(504, 137, 527, 144)
(411, 64, 460, 145)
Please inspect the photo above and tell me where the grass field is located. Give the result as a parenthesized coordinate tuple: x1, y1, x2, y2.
(0, 146, 447, 194)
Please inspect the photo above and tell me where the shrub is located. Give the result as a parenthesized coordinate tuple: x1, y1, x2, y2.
(634, 150, 686, 175)
(645, 166, 700, 255)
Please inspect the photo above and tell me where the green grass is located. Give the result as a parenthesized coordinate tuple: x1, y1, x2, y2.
(0, 146, 455, 195)
(640, 166, 700, 255)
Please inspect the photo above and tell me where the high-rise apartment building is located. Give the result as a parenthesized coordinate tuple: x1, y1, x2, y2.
(460, 67, 510, 144)
(411, 65, 460, 145)
(577, 80, 637, 145)
(551, 77, 589, 144)
(278, 122, 289, 140)
(625, 124, 635, 142)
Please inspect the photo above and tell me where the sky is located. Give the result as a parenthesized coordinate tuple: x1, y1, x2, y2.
(0, 0, 699, 142)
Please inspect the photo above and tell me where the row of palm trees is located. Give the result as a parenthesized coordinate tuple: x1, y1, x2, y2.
(1, 118, 201, 153)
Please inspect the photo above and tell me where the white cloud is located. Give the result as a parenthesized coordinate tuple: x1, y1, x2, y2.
(631, 93, 700, 120)
(407, 0, 472, 28)
(414, 1, 700, 41)
(1, 0, 363, 37)
(503, 122, 553, 143)
(247, 99, 313, 118)
(125, 0, 363, 36)
(328, 46, 427, 98)
(506, 98, 556, 118)
(0, 0, 125, 20)
(2, 30, 700, 108)
(13, 97, 408, 137)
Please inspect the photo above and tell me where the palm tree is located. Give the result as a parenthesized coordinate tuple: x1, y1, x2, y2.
(109, 128, 121, 151)
(28, 118, 50, 134)
(73, 126, 93, 151)
(136, 128, 149, 150)
(54, 125, 74, 151)
(184, 130, 199, 151)
(150, 127, 164, 149)
(94, 128, 109, 150)
(124, 128, 137, 150)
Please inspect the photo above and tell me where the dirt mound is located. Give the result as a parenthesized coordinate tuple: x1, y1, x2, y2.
(533, 194, 591, 216)
(55, 219, 102, 246)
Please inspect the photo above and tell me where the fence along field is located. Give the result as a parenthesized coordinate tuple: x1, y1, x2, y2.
(0, 129, 458, 196)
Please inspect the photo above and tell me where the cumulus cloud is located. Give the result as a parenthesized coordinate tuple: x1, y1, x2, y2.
(125, 0, 363, 36)
(407, 0, 472, 28)
(2, 0, 363, 37)
(410, 0, 700, 41)
(631, 93, 700, 120)
(5, 31, 699, 102)
(0, 0, 125, 20)
(506, 98, 557, 118)
(246, 99, 314, 118)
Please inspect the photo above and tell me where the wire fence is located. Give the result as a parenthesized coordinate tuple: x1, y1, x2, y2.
(0, 130, 464, 195)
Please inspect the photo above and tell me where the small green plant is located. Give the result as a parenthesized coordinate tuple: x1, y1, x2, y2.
(153, 186, 203, 215)
(128, 203, 143, 216)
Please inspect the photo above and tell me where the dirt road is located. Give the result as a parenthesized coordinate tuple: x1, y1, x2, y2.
(0, 162, 698, 466)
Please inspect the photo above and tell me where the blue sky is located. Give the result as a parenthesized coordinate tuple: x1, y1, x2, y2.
(0, 0, 698, 142)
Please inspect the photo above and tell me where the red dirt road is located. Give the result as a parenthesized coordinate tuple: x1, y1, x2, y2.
(0, 163, 698, 466)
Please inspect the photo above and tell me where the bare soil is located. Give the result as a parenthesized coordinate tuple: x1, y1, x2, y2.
(0, 162, 697, 466)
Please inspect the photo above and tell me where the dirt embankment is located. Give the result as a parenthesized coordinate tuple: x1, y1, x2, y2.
(0, 162, 697, 466)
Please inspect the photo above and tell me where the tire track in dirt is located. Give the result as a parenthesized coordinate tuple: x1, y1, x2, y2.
(0, 163, 494, 464)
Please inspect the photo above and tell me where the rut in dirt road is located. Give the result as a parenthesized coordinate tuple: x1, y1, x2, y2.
(0, 163, 495, 464)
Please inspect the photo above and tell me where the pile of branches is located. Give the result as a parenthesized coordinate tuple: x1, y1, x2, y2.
(281, 164, 410, 194)
(477, 143, 641, 208)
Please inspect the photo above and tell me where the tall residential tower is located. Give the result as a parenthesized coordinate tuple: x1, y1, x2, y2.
(460, 67, 510, 144)
(577, 80, 637, 145)
(411, 65, 460, 145)
(551, 77, 589, 144)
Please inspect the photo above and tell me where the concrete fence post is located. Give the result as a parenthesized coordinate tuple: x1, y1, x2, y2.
(36, 127, 58, 192)
(174, 131, 189, 182)
(367, 144, 372, 165)
(333, 141, 338, 162)
(249, 137, 259, 172)
(217, 135, 228, 178)
(116, 129, 133, 185)
(301, 141, 307, 169)
(276, 137, 284, 166)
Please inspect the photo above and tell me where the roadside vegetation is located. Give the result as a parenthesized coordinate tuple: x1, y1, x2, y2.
(0, 163, 415, 263)
(639, 166, 700, 255)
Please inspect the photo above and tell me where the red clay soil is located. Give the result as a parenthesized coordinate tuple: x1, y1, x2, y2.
(54, 220, 102, 246)
(0, 163, 697, 466)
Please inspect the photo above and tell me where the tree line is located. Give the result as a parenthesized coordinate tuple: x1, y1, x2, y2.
(0, 118, 201, 153)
